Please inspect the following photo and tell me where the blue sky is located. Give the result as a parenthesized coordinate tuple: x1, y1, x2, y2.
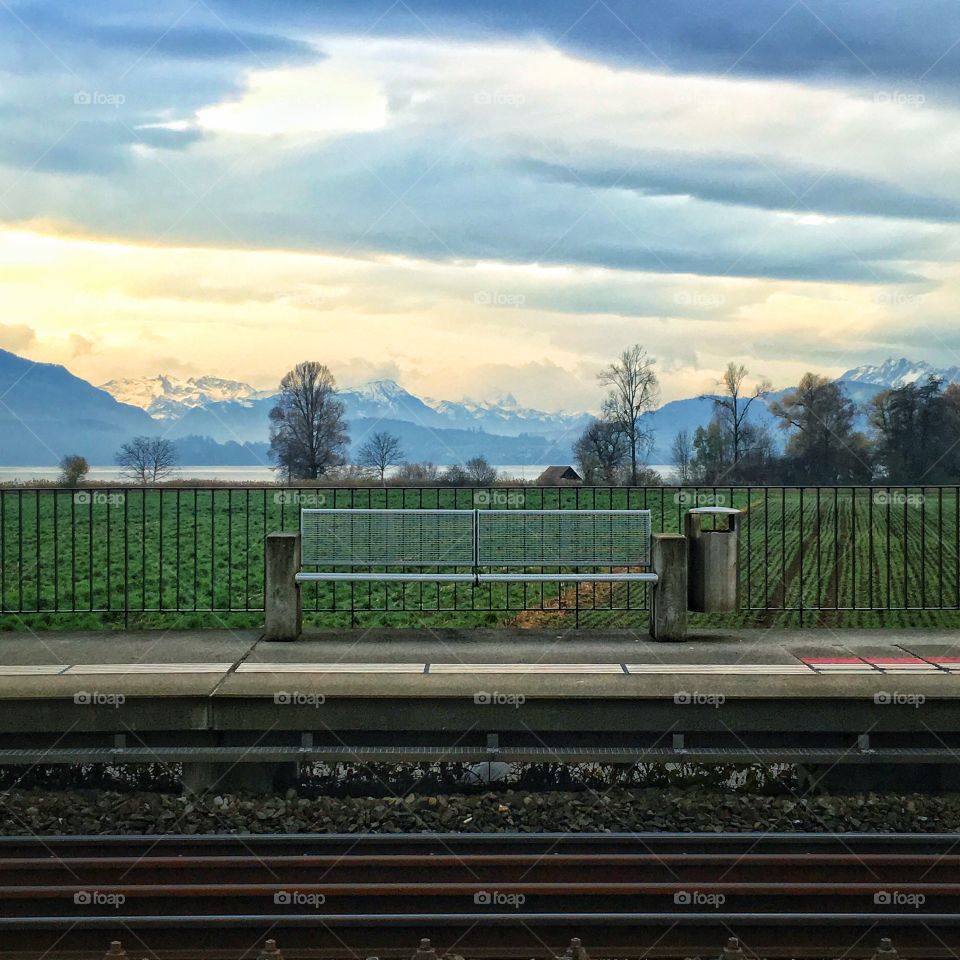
(1, 0, 958, 408)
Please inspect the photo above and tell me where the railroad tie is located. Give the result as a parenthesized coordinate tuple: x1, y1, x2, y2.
(721, 937, 744, 960)
(413, 938, 438, 960)
(563, 938, 589, 960)
(872, 938, 899, 960)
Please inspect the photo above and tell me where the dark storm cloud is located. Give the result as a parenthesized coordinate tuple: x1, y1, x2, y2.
(10, 1, 317, 63)
(204, 0, 960, 87)
(518, 155, 960, 224)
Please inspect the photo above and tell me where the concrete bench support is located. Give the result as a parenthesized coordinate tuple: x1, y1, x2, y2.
(265, 532, 302, 641)
(650, 533, 688, 641)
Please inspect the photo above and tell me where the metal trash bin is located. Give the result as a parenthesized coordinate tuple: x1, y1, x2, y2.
(685, 507, 741, 613)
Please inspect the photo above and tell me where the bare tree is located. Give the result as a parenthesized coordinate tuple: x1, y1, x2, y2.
(464, 455, 498, 486)
(670, 430, 694, 484)
(598, 345, 659, 484)
(395, 462, 440, 483)
(442, 463, 468, 485)
(59, 454, 89, 487)
(706, 362, 770, 468)
(574, 419, 629, 484)
(356, 431, 405, 484)
(115, 437, 178, 484)
(269, 362, 349, 480)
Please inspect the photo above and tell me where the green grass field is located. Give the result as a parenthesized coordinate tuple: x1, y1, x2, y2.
(2, 485, 960, 631)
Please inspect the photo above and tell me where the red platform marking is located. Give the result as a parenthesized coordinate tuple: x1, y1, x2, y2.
(801, 657, 865, 664)
(863, 657, 926, 664)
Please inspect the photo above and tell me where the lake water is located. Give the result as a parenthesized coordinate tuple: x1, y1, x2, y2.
(0, 464, 675, 483)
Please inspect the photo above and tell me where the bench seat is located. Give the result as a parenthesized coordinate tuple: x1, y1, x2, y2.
(296, 571, 658, 584)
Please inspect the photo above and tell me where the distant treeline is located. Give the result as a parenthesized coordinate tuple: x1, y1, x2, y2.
(659, 372, 960, 486)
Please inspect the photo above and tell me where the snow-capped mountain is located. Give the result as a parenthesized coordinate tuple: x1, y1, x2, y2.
(334, 380, 589, 437)
(423, 392, 591, 437)
(839, 358, 960, 389)
(100, 374, 273, 419)
(338, 380, 443, 426)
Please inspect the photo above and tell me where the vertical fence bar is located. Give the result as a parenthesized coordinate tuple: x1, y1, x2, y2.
(868, 486, 874, 610)
(71, 489, 76, 612)
(35, 490, 40, 612)
(798, 488, 804, 625)
(123, 488, 129, 626)
(851, 486, 856, 612)
(920, 487, 926, 610)
(0, 490, 4, 612)
(52, 489, 59, 612)
(159, 489, 164, 612)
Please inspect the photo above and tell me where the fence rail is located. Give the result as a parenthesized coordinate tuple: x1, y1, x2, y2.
(0, 485, 958, 625)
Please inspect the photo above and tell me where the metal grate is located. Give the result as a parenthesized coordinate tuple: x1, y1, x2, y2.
(477, 509, 652, 567)
(300, 509, 475, 567)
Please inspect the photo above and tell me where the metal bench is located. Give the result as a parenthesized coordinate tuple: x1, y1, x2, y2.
(295, 508, 656, 585)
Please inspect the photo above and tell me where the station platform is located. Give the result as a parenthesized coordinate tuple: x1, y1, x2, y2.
(2, 628, 960, 790)
(1, 627, 959, 700)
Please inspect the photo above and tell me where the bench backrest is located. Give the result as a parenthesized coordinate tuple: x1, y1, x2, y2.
(300, 508, 652, 568)
(301, 509, 475, 567)
(478, 509, 652, 567)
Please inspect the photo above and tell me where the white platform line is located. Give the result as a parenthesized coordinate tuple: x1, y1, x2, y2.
(236, 663, 427, 674)
(0, 665, 69, 676)
(428, 663, 624, 674)
(65, 663, 233, 675)
(624, 664, 813, 675)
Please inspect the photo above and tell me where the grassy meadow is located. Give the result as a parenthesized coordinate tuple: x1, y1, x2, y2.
(1, 485, 959, 631)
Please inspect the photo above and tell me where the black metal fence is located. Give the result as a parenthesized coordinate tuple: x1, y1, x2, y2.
(1, 485, 959, 625)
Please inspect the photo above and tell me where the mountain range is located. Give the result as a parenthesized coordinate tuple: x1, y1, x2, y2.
(0, 350, 954, 468)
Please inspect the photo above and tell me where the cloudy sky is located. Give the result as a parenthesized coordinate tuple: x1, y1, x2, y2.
(2, 0, 959, 409)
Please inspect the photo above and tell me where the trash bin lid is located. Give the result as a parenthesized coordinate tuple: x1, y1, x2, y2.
(686, 506, 741, 514)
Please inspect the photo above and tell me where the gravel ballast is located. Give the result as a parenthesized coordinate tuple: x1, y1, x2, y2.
(1, 787, 958, 834)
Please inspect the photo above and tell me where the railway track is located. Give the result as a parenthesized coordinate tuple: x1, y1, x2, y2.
(1, 832, 958, 958)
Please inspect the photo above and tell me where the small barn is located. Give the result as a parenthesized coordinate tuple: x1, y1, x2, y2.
(536, 465, 583, 485)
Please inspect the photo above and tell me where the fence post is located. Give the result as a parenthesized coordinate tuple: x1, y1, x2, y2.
(650, 533, 687, 641)
(265, 532, 302, 641)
